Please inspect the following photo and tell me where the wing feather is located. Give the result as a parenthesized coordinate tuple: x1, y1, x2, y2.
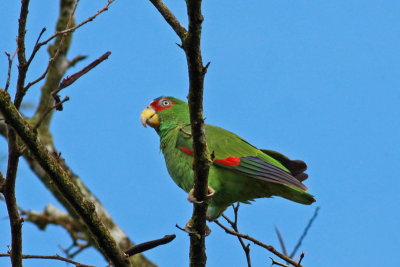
(175, 124, 309, 191)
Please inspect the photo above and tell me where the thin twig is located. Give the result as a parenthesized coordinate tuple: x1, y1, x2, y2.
(33, 96, 69, 131)
(290, 207, 319, 258)
(274, 226, 288, 256)
(0, 191, 92, 259)
(68, 243, 90, 258)
(14, 0, 30, 110)
(270, 257, 290, 267)
(214, 220, 303, 267)
(23, 0, 79, 92)
(37, 0, 115, 50)
(148, 0, 187, 39)
(18, 204, 85, 244)
(297, 252, 305, 266)
(67, 55, 88, 68)
(0, 253, 94, 267)
(4, 50, 18, 92)
(222, 203, 251, 267)
(24, 0, 113, 92)
(175, 224, 198, 237)
(33, 51, 110, 130)
(54, 51, 111, 94)
(125, 235, 176, 257)
(202, 61, 211, 75)
(26, 27, 47, 67)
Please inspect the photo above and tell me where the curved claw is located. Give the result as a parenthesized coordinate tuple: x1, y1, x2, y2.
(187, 186, 215, 204)
(206, 186, 215, 199)
(187, 189, 203, 204)
(185, 219, 211, 237)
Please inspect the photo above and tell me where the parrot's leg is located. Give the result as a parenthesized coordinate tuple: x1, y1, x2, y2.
(187, 186, 215, 204)
(184, 218, 211, 236)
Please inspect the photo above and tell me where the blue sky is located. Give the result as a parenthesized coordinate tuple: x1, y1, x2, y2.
(1, 1, 400, 266)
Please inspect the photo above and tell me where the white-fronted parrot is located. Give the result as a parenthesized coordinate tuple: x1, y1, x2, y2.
(140, 96, 315, 221)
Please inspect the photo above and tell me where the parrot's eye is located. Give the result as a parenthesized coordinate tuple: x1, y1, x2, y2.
(160, 99, 172, 107)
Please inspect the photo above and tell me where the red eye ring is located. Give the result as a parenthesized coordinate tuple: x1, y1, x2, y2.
(150, 98, 174, 112)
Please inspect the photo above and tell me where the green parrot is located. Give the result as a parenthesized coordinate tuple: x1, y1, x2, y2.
(140, 96, 315, 221)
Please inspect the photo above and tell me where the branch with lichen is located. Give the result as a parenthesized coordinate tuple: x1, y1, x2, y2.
(0, 0, 155, 265)
(0, 1, 33, 266)
(1, 0, 151, 265)
(0, 89, 130, 266)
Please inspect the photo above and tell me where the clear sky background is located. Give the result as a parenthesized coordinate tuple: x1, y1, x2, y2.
(1, 1, 399, 266)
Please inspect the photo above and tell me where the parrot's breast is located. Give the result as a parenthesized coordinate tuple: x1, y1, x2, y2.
(160, 127, 194, 192)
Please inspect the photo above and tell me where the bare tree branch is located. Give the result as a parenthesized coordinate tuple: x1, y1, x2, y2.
(33, 96, 69, 130)
(270, 257, 290, 267)
(36, 0, 114, 51)
(22, 0, 79, 93)
(4, 50, 17, 92)
(0, 253, 94, 267)
(148, 0, 187, 40)
(55, 51, 111, 93)
(18, 204, 84, 243)
(275, 226, 288, 257)
(222, 203, 251, 267)
(2, 127, 23, 267)
(125, 235, 176, 257)
(290, 207, 319, 258)
(14, 0, 30, 110)
(0, 90, 130, 266)
(148, 1, 210, 266)
(214, 220, 304, 267)
(2, 1, 31, 257)
(26, 27, 47, 68)
(67, 55, 87, 68)
(184, 2, 211, 266)
(297, 252, 305, 266)
(3, 1, 154, 265)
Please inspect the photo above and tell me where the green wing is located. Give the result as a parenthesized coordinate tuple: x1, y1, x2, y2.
(177, 124, 310, 191)
(174, 123, 315, 219)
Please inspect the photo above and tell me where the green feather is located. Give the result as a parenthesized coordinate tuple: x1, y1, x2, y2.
(148, 97, 315, 220)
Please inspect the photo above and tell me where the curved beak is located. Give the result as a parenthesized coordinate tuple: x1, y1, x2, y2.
(140, 106, 160, 128)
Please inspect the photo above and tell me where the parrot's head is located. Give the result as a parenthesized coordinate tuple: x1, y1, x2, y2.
(140, 96, 190, 131)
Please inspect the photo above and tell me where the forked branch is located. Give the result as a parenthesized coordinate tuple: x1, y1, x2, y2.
(214, 219, 304, 267)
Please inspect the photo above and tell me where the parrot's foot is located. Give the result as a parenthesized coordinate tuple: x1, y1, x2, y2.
(185, 218, 211, 237)
(187, 186, 215, 204)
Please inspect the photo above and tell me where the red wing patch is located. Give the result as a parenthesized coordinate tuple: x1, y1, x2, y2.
(181, 147, 194, 156)
(215, 157, 240, 167)
(181, 147, 240, 167)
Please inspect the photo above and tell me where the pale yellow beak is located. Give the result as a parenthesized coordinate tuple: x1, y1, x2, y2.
(140, 106, 160, 128)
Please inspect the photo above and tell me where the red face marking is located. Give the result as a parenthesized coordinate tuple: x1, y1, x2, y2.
(150, 97, 174, 112)
(215, 157, 241, 167)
